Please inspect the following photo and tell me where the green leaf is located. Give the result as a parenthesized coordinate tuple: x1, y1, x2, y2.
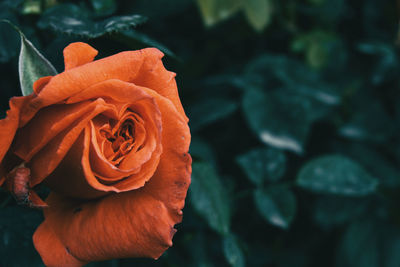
(223, 234, 245, 267)
(38, 4, 147, 38)
(190, 162, 230, 235)
(243, 0, 274, 32)
(331, 142, 400, 187)
(338, 97, 395, 143)
(254, 185, 296, 229)
(296, 154, 378, 196)
(291, 30, 343, 69)
(22, 0, 42, 15)
(2, 20, 57, 96)
(242, 87, 311, 154)
(245, 55, 340, 105)
(19, 35, 57, 96)
(189, 98, 238, 131)
(236, 147, 286, 186)
(196, 0, 242, 26)
(241, 55, 339, 154)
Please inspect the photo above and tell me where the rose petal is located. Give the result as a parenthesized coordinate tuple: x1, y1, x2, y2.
(20, 47, 156, 126)
(36, 79, 163, 196)
(43, 115, 161, 198)
(33, 76, 53, 95)
(115, 87, 191, 201)
(43, 129, 108, 199)
(62, 79, 189, 195)
(63, 42, 98, 71)
(140, 92, 192, 221)
(34, 190, 178, 265)
(28, 98, 117, 187)
(116, 102, 160, 170)
(69, 80, 164, 171)
(88, 118, 161, 184)
(33, 221, 87, 267)
(83, 122, 162, 194)
(19, 45, 187, 127)
(0, 96, 33, 162)
(27, 190, 48, 208)
(13, 100, 117, 162)
(78, 80, 190, 197)
(134, 48, 188, 122)
(0, 96, 35, 185)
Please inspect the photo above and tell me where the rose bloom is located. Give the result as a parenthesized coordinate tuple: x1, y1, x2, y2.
(0, 42, 191, 266)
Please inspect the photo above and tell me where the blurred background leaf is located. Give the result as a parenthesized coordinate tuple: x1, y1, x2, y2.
(190, 162, 231, 235)
(297, 155, 379, 196)
(254, 185, 296, 229)
(223, 234, 245, 267)
(38, 3, 147, 38)
(196, 0, 242, 27)
(188, 97, 238, 132)
(236, 147, 286, 186)
(242, 0, 274, 32)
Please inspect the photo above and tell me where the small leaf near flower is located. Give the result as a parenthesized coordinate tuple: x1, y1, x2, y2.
(1, 20, 57, 96)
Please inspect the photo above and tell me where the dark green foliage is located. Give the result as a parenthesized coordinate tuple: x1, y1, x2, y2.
(223, 234, 245, 267)
(237, 147, 286, 185)
(254, 185, 297, 229)
(189, 97, 238, 131)
(297, 154, 378, 196)
(240, 54, 339, 153)
(1, 0, 400, 266)
(38, 3, 147, 38)
(190, 162, 231, 235)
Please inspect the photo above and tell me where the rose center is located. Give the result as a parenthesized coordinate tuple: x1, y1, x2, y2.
(97, 116, 141, 166)
(106, 120, 135, 152)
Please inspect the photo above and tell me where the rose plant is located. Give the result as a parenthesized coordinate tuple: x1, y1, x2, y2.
(0, 42, 191, 266)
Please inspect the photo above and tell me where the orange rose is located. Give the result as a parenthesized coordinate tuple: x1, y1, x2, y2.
(0, 42, 191, 266)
